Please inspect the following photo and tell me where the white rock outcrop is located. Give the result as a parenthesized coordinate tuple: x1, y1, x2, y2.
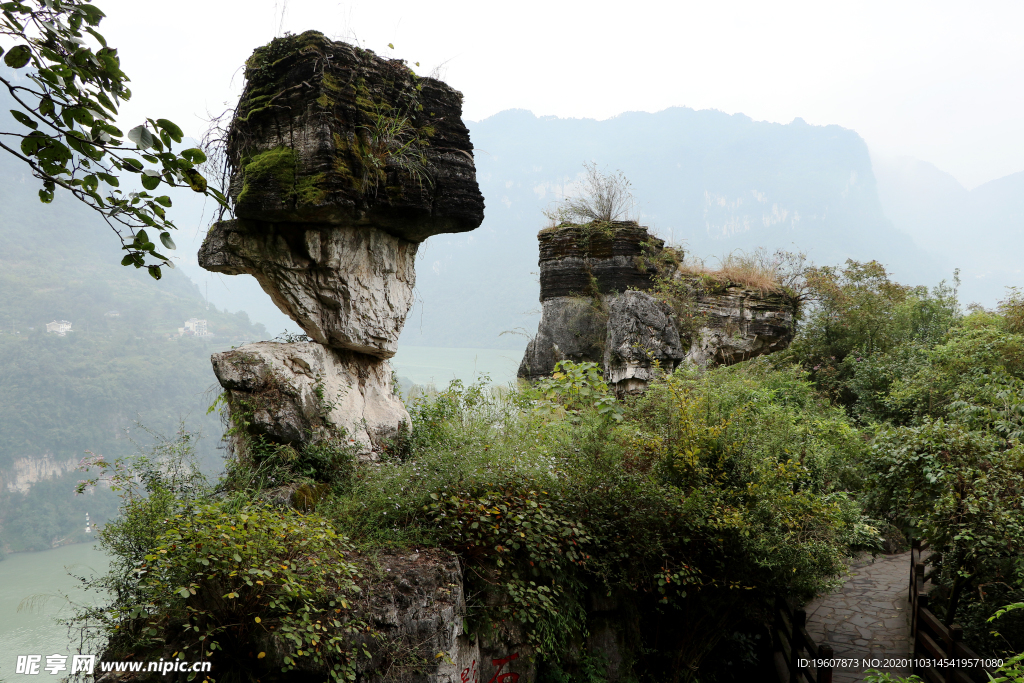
(200, 222, 417, 358)
(211, 341, 408, 455)
(2, 455, 79, 493)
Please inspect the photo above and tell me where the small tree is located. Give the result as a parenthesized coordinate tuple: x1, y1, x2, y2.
(544, 161, 636, 224)
(1, 0, 226, 278)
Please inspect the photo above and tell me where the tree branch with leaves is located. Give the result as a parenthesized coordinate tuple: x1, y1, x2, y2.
(0, 0, 226, 279)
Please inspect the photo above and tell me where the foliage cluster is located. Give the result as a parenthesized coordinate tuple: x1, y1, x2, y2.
(74, 434, 369, 682)
(1, 0, 225, 275)
(78, 352, 871, 682)
(786, 259, 1024, 662)
(543, 162, 635, 225)
(325, 361, 867, 681)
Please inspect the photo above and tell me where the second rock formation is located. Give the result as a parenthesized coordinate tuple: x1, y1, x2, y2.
(519, 222, 798, 393)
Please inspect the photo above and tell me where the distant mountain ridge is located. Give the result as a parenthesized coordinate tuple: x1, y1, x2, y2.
(400, 107, 942, 349)
(873, 157, 1024, 306)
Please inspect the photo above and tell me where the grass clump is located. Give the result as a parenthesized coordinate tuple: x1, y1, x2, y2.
(674, 248, 805, 295)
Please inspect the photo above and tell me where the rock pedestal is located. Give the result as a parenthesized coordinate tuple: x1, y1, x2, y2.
(519, 222, 798, 392)
(201, 30, 484, 454)
(210, 341, 408, 451)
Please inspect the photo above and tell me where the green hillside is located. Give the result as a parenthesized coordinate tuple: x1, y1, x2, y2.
(0, 151, 267, 553)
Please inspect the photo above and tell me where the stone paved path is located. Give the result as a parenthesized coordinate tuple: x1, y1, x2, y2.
(804, 551, 912, 683)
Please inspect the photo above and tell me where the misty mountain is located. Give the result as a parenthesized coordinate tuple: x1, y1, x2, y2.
(399, 108, 945, 349)
(873, 157, 1024, 306)
(0, 149, 266, 475)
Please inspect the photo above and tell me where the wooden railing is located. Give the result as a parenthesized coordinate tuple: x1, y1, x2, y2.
(909, 539, 996, 683)
(773, 596, 833, 683)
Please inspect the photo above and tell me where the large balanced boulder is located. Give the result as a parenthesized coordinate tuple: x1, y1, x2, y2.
(226, 31, 483, 240)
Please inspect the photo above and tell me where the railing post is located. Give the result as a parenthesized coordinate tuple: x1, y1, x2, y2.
(945, 624, 962, 683)
(913, 593, 929, 669)
(909, 538, 920, 602)
(911, 563, 924, 639)
(790, 609, 806, 683)
(817, 643, 833, 683)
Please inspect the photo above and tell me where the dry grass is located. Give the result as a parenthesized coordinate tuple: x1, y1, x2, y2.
(675, 249, 805, 294)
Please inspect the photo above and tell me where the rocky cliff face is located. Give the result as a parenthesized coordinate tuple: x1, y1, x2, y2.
(200, 31, 485, 455)
(519, 222, 797, 392)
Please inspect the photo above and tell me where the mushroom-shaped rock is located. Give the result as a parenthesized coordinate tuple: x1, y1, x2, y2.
(201, 32, 484, 458)
(201, 31, 483, 357)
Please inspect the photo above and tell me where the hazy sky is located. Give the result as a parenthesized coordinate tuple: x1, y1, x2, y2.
(92, 0, 1022, 189)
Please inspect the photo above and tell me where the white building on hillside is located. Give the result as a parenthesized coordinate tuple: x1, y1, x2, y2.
(46, 320, 72, 336)
(179, 318, 212, 337)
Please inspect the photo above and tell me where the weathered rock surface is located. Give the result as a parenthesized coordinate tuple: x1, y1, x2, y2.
(603, 290, 686, 394)
(228, 31, 484, 241)
(200, 220, 417, 357)
(519, 222, 797, 392)
(688, 288, 798, 366)
(516, 296, 609, 380)
(537, 221, 661, 299)
(211, 341, 408, 454)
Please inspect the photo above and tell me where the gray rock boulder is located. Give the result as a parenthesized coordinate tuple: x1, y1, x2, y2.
(518, 296, 609, 381)
(603, 291, 686, 394)
(211, 341, 408, 455)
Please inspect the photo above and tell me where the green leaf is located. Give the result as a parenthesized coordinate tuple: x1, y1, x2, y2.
(180, 148, 206, 164)
(10, 110, 37, 129)
(160, 232, 176, 250)
(140, 173, 160, 190)
(4, 45, 31, 69)
(127, 124, 156, 149)
(179, 168, 207, 193)
(148, 265, 162, 280)
(156, 118, 183, 143)
(233, 553, 242, 562)
(178, 587, 191, 598)
(154, 195, 172, 207)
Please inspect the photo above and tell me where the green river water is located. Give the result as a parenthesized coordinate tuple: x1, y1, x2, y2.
(0, 542, 110, 676)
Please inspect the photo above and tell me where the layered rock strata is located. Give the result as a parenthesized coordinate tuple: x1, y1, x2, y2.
(519, 222, 798, 392)
(200, 31, 484, 454)
(226, 31, 483, 239)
